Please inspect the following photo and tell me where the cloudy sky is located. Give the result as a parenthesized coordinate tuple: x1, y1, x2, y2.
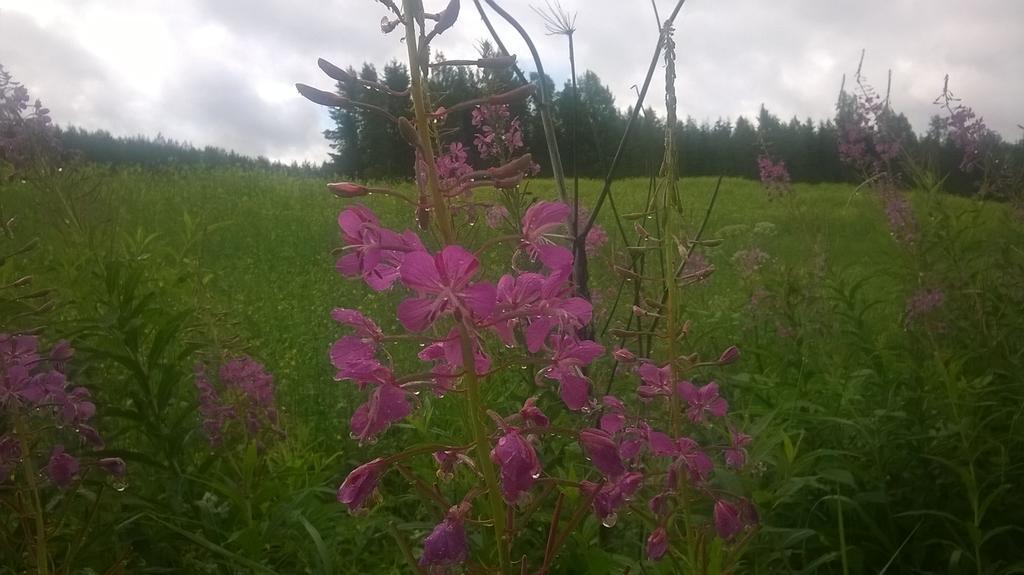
(1, 0, 1020, 164)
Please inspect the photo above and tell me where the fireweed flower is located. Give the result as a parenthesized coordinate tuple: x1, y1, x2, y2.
(636, 362, 674, 400)
(518, 396, 549, 428)
(349, 381, 411, 444)
(397, 245, 497, 332)
(419, 327, 492, 376)
(725, 428, 752, 470)
(336, 204, 425, 291)
(490, 428, 541, 504)
(581, 471, 644, 525)
(579, 428, 625, 479)
(420, 502, 471, 568)
(331, 308, 384, 342)
(520, 201, 573, 270)
(540, 335, 604, 410)
(47, 444, 79, 488)
(522, 272, 592, 353)
(676, 381, 728, 424)
(193, 356, 282, 446)
(757, 153, 792, 197)
(472, 104, 525, 160)
(714, 499, 743, 540)
(337, 457, 388, 512)
(904, 287, 945, 329)
(646, 526, 669, 561)
(668, 437, 714, 486)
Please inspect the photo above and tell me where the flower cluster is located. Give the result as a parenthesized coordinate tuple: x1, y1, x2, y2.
(299, 3, 755, 570)
(0, 64, 59, 175)
(0, 334, 124, 488)
(836, 82, 902, 179)
(194, 355, 282, 448)
(904, 287, 945, 331)
(934, 81, 991, 173)
(757, 153, 791, 198)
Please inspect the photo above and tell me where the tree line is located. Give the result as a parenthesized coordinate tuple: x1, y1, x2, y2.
(326, 48, 1023, 195)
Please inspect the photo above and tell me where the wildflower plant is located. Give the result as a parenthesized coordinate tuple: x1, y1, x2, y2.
(0, 334, 125, 573)
(298, 1, 755, 572)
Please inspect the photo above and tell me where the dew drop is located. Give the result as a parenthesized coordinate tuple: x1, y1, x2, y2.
(111, 477, 128, 492)
(601, 513, 618, 528)
(531, 471, 541, 479)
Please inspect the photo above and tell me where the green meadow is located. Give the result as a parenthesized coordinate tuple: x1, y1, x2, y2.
(3, 168, 1022, 573)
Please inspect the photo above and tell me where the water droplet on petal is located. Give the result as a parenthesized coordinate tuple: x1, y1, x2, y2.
(601, 512, 618, 528)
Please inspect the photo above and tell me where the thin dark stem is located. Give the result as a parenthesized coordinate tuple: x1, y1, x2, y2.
(478, 0, 569, 206)
(578, 0, 688, 243)
(540, 492, 565, 574)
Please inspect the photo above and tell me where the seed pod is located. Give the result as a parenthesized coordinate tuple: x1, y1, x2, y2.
(295, 84, 350, 108)
(487, 83, 537, 105)
(327, 182, 369, 198)
(431, 0, 460, 37)
(317, 58, 354, 83)
(476, 55, 517, 69)
(397, 117, 420, 148)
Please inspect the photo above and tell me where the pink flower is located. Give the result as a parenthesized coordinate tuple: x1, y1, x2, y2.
(541, 335, 604, 410)
(522, 273, 592, 353)
(418, 327, 492, 376)
(485, 205, 510, 228)
(420, 502, 470, 568)
(47, 445, 79, 488)
(579, 428, 625, 479)
(490, 429, 541, 504)
(599, 395, 627, 434)
(336, 205, 424, 291)
(585, 223, 609, 256)
(582, 472, 644, 523)
(714, 500, 743, 540)
(646, 527, 668, 561)
(337, 458, 388, 511)
(349, 383, 411, 444)
(676, 381, 728, 423)
(669, 437, 713, 485)
(518, 397, 549, 428)
(397, 246, 497, 332)
(636, 362, 673, 400)
(331, 308, 384, 342)
(725, 428, 752, 470)
(520, 201, 573, 271)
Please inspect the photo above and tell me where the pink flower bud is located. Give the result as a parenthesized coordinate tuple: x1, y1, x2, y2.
(717, 345, 740, 365)
(337, 458, 387, 511)
(613, 347, 636, 363)
(420, 502, 470, 568)
(646, 527, 668, 561)
(327, 182, 369, 198)
(490, 429, 541, 504)
(98, 457, 127, 477)
(579, 428, 624, 479)
(519, 397, 549, 428)
(714, 499, 743, 540)
(47, 445, 79, 488)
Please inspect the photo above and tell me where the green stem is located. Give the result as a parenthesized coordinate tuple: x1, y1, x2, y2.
(15, 418, 50, 575)
(402, 4, 509, 572)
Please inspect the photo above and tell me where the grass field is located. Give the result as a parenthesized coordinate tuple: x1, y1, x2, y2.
(4, 168, 1023, 573)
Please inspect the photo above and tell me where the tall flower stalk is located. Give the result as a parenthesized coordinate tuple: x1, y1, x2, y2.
(297, 1, 753, 572)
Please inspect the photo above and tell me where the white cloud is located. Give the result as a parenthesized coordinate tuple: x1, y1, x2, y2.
(1, 0, 1021, 164)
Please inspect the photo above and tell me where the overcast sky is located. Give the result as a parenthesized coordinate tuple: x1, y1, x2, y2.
(1, 0, 1021, 164)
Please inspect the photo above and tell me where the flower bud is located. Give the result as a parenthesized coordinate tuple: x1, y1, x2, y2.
(420, 502, 470, 568)
(579, 428, 624, 479)
(476, 55, 517, 69)
(398, 117, 420, 147)
(317, 58, 354, 83)
(717, 345, 740, 365)
(714, 499, 743, 540)
(380, 16, 400, 33)
(519, 396, 549, 428)
(337, 458, 388, 511)
(612, 347, 636, 363)
(98, 457, 127, 477)
(327, 182, 369, 198)
(295, 83, 350, 108)
(645, 527, 668, 561)
(47, 445, 79, 488)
